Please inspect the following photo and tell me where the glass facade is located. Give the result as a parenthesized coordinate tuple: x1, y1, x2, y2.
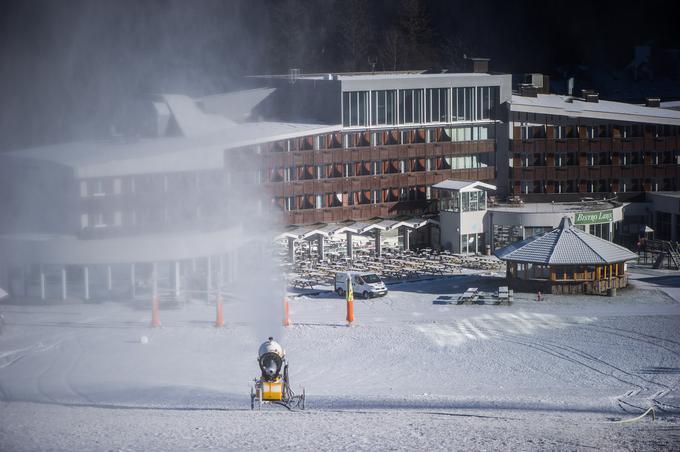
(425, 88, 449, 123)
(342, 85, 500, 128)
(342, 91, 369, 127)
(398, 89, 424, 124)
(371, 90, 397, 126)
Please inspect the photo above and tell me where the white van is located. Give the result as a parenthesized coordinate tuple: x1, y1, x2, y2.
(334, 272, 388, 299)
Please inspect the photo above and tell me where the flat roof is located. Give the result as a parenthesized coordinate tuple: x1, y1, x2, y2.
(646, 191, 680, 199)
(490, 200, 622, 214)
(2, 121, 340, 179)
(432, 180, 497, 192)
(511, 93, 680, 126)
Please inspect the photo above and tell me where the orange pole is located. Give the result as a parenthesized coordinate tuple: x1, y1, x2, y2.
(215, 295, 224, 327)
(283, 297, 290, 327)
(346, 299, 354, 325)
(150, 296, 161, 328)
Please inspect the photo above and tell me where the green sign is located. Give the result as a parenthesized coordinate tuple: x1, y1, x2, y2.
(574, 210, 613, 225)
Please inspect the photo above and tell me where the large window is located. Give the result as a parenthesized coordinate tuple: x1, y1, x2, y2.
(452, 87, 475, 121)
(342, 91, 369, 127)
(398, 89, 423, 124)
(371, 90, 397, 126)
(425, 88, 449, 122)
(476, 86, 498, 120)
(460, 190, 486, 212)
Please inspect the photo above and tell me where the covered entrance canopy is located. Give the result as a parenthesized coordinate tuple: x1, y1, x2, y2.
(275, 217, 437, 262)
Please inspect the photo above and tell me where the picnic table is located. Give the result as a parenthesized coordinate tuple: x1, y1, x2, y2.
(457, 287, 479, 304)
(291, 278, 316, 290)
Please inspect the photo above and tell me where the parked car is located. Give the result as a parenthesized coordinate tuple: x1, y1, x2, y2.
(334, 272, 387, 299)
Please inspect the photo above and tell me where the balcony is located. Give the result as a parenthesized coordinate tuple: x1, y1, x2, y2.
(281, 200, 438, 225)
(510, 136, 680, 153)
(262, 140, 496, 167)
(263, 166, 496, 197)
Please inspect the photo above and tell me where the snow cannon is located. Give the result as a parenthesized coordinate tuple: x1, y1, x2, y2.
(250, 337, 305, 410)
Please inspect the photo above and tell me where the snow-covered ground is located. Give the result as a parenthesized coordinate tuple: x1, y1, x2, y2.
(1, 269, 679, 451)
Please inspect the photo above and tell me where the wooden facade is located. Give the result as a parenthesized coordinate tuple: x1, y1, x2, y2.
(231, 129, 497, 225)
(505, 261, 630, 295)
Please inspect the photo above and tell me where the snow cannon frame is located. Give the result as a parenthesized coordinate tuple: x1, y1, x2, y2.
(250, 337, 305, 410)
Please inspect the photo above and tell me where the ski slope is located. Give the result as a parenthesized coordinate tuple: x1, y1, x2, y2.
(1, 270, 679, 450)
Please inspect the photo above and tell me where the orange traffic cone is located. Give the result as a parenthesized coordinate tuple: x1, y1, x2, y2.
(150, 296, 161, 327)
(215, 295, 225, 327)
(283, 297, 290, 327)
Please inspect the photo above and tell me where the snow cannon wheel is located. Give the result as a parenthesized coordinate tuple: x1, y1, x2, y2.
(250, 386, 255, 410)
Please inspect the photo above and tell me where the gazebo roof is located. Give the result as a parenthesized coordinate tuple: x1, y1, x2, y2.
(495, 217, 638, 265)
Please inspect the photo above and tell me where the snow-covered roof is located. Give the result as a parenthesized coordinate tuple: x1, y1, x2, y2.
(275, 217, 433, 240)
(495, 217, 637, 265)
(161, 94, 237, 136)
(2, 121, 340, 179)
(432, 180, 497, 192)
(199, 88, 276, 122)
(511, 94, 680, 126)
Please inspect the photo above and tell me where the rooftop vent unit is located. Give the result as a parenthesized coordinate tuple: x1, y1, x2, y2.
(645, 97, 661, 108)
(518, 84, 538, 97)
(581, 90, 599, 103)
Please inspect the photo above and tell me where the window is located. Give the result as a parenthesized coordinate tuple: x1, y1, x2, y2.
(371, 90, 397, 126)
(475, 86, 498, 120)
(342, 91, 369, 127)
(398, 89, 424, 124)
(425, 88, 449, 123)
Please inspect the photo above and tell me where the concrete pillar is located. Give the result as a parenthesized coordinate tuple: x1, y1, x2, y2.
(317, 235, 325, 261)
(224, 252, 231, 283)
(219, 255, 225, 288)
(40, 266, 46, 300)
(374, 230, 382, 258)
(83, 266, 90, 300)
(61, 267, 67, 300)
(130, 263, 136, 298)
(401, 227, 411, 251)
(231, 251, 238, 281)
(174, 261, 181, 298)
(107, 266, 113, 291)
(152, 262, 158, 297)
(288, 237, 295, 264)
(206, 256, 212, 296)
(346, 232, 353, 260)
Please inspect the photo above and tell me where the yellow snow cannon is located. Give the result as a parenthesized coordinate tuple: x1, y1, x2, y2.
(250, 337, 305, 410)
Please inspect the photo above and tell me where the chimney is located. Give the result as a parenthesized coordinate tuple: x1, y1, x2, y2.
(468, 57, 490, 73)
(645, 97, 661, 108)
(518, 84, 538, 98)
(581, 89, 599, 103)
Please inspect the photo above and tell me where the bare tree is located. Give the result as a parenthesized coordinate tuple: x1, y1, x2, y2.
(339, 0, 372, 72)
(398, 0, 432, 69)
(379, 28, 401, 71)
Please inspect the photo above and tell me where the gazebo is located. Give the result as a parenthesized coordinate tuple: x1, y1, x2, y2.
(495, 217, 638, 295)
